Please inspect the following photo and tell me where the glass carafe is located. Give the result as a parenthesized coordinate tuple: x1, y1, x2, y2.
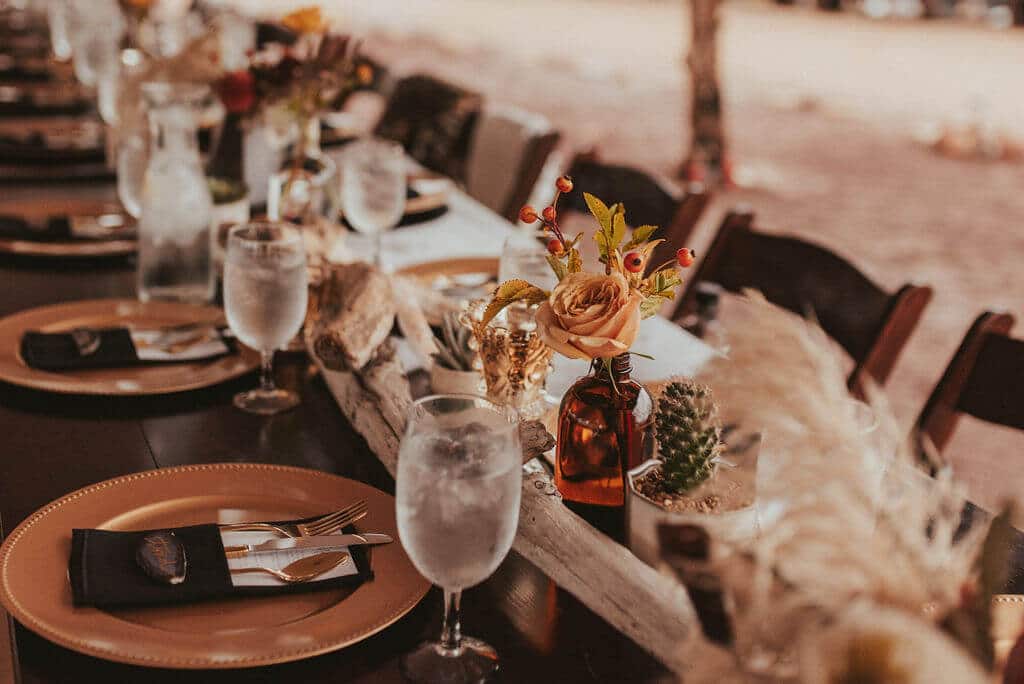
(136, 82, 215, 304)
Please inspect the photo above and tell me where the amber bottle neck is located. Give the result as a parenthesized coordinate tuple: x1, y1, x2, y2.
(592, 353, 633, 380)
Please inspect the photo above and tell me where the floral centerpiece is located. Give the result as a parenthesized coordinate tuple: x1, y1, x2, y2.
(217, 7, 373, 130)
(484, 176, 696, 510)
(215, 7, 374, 228)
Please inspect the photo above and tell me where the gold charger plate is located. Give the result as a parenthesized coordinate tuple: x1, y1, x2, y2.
(0, 299, 257, 395)
(0, 197, 135, 258)
(397, 257, 499, 326)
(397, 256, 498, 282)
(0, 463, 430, 669)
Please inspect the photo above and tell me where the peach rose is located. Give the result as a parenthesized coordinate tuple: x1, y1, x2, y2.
(535, 272, 642, 360)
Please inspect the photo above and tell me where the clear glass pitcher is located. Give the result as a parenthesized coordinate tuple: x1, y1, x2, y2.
(135, 82, 215, 304)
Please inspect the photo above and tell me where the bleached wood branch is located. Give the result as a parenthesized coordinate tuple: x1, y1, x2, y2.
(311, 264, 697, 674)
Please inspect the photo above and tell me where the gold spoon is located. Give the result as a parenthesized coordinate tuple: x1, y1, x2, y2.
(230, 551, 350, 583)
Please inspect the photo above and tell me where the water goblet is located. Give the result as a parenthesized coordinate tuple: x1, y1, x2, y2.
(341, 138, 405, 269)
(67, 0, 124, 88)
(396, 394, 522, 683)
(223, 222, 308, 415)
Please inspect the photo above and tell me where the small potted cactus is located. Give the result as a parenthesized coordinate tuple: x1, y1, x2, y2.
(429, 312, 484, 395)
(627, 380, 758, 566)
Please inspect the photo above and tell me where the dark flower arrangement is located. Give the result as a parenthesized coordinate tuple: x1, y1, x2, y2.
(215, 7, 374, 121)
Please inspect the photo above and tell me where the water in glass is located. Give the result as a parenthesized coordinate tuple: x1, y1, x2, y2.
(223, 222, 308, 415)
(342, 138, 405, 266)
(396, 395, 521, 683)
(224, 243, 308, 353)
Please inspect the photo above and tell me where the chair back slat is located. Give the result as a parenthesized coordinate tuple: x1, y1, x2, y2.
(676, 209, 931, 389)
(374, 74, 482, 182)
(958, 334, 1024, 430)
(500, 130, 561, 224)
(562, 158, 680, 228)
(465, 106, 561, 223)
(917, 312, 1018, 453)
(560, 157, 710, 273)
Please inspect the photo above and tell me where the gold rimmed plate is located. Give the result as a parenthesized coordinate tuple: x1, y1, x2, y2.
(397, 256, 498, 288)
(0, 197, 135, 258)
(397, 257, 499, 326)
(0, 299, 257, 395)
(0, 463, 430, 669)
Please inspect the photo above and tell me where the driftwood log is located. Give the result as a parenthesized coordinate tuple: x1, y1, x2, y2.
(311, 265, 697, 674)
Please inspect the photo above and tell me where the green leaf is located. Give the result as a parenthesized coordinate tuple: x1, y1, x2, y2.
(583, 192, 611, 232)
(640, 238, 665, 259)
(610, 208, 627, 251)
(624, 224, 658, 250)
(641, 296, 667, 319)
(594, 229, 611, 262)
(546, 254, 568, 281)
(482, 279, 549, 326)
(566, 248, 583, 274)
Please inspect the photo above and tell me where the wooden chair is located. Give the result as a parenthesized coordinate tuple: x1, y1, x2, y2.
(465, 106, 561, 223)
(559, 155, 712, 277)
(673, 208, 933, 391)
(374, 74, 483, 182)
(917, 311, 1021, 455)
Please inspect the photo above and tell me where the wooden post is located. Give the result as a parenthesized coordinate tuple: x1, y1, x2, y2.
(683, 0, 727, 186)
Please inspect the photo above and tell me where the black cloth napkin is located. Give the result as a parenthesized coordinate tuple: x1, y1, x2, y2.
(20, 327, 233, 372)
(0, 214, 130, 243)
(69, 521, 373, 608)
(0, 214, 76, 242)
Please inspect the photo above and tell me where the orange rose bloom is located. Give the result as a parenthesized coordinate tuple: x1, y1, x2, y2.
(535, 272, 642, 361)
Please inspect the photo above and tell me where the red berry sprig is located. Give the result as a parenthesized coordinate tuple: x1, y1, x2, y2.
(519, 175, 574, 254)
(624, 251, 644, 273)
(676, 248, 696, 268)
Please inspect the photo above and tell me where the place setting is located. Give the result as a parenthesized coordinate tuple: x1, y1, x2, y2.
(0, 462, 429, 669)
(2, 1, 1024, 683)
(0, 197, 134, 257)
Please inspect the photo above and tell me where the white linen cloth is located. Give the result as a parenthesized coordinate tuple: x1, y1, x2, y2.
(221, 529, 360, 587)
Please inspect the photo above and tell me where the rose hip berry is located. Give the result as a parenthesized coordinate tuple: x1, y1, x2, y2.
(542, 206, 557, 223)
(624, 251, 644, 273)
(676, 248, 696, 268)
(547, 239, 564, 255)
(555, 175, 573, 193)
(519, 205, 538, 223)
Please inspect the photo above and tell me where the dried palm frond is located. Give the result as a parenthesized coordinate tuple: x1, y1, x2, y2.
(662, 291, 990, 681)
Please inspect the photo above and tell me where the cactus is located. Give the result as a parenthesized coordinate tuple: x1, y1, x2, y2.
(432, 312, 476, 372)
(655, 381, 724, 494)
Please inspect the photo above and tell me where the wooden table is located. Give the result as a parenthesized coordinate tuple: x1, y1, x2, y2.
(0, 210, 672, 683)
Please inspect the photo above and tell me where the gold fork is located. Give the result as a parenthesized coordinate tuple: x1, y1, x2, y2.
(218, 500, 368, 538)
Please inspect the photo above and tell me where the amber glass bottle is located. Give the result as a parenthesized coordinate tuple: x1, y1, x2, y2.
(555, 353, 654, 508)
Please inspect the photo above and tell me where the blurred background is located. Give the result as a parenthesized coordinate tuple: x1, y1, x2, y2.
(243, 0, 1024, 511)
(9, 0, 1024, 509)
